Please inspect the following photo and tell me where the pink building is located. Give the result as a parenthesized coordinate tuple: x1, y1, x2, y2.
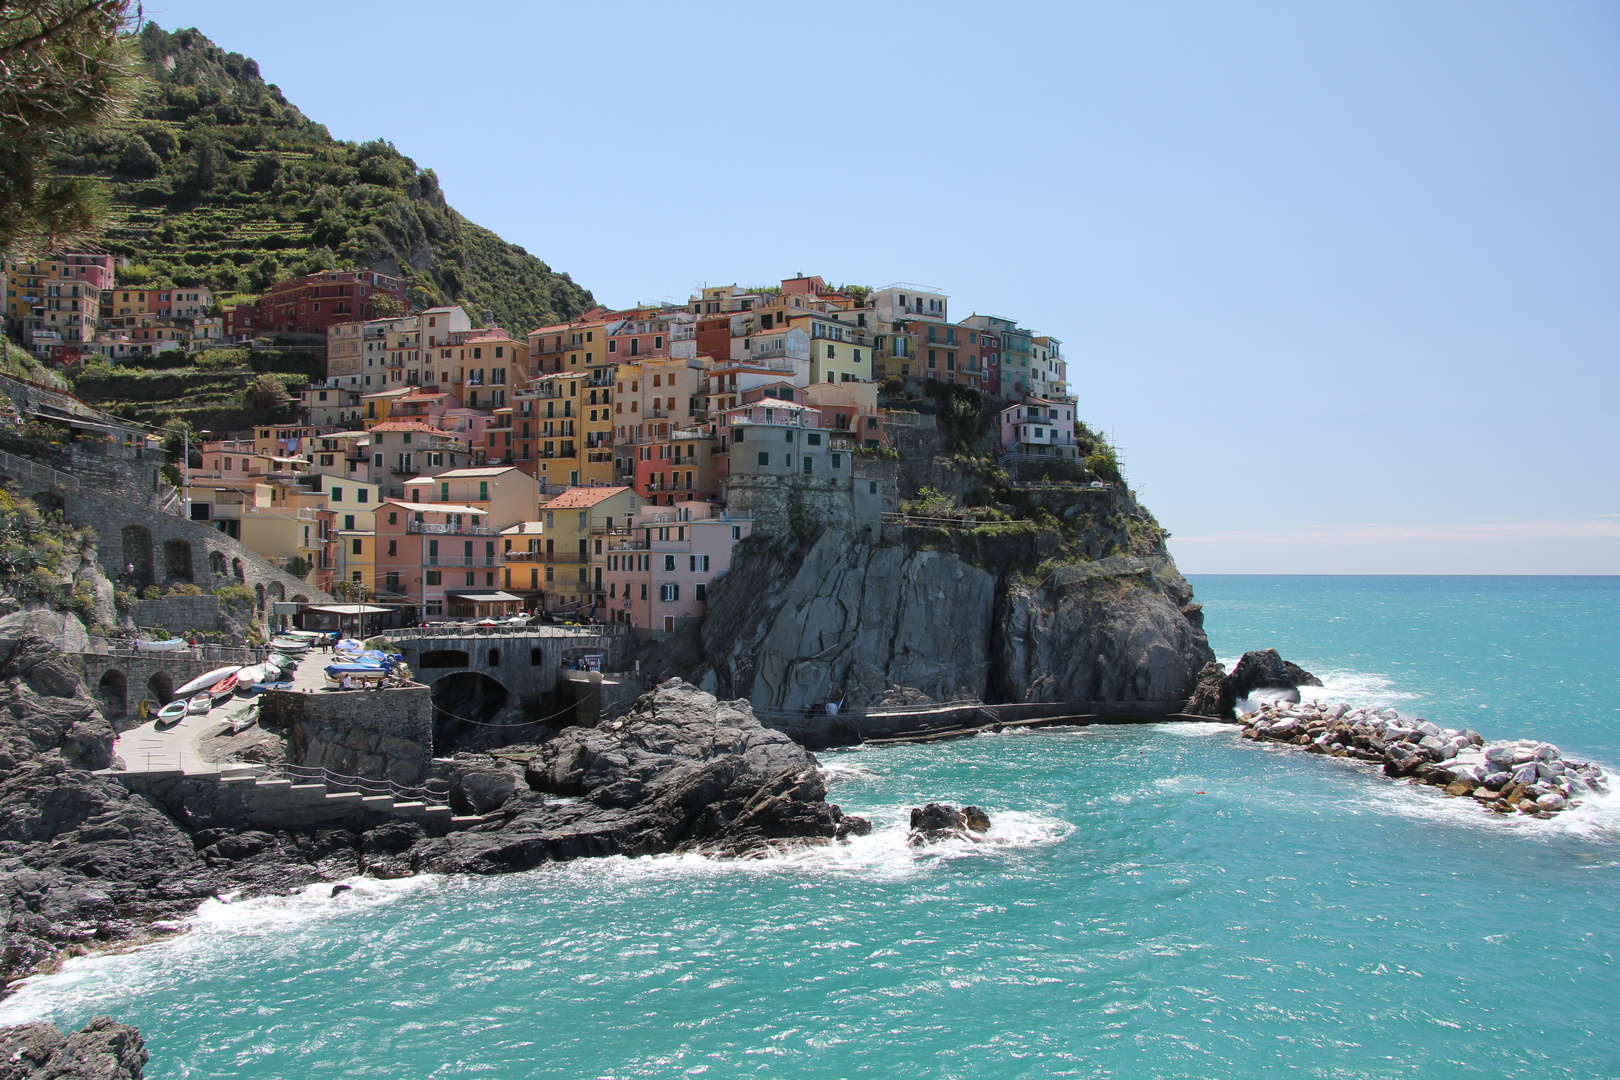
(59, 254, 116, 292)
(998, 399, 1079, 458)
(374, 499, 500, 619)
(599, 508, 752, 635)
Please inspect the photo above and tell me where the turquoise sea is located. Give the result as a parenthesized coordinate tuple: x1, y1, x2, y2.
(3, 576, 1618, 1078)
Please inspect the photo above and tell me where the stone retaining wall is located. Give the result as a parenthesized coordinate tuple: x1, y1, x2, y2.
(132, 595, 221, 635)
(260, 686, 433, 784)
(0, 440, 327, 605)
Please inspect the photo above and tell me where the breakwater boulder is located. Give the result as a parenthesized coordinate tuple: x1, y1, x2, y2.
(407, 680, 871, 873)
(1185, 649, 1323, 720)
(1240, 699, 1609, 815)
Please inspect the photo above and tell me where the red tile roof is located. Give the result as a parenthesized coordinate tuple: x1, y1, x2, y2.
(542, 486, 631, 508)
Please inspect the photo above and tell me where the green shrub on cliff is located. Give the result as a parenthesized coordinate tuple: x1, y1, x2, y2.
(51, 22, 594, 332)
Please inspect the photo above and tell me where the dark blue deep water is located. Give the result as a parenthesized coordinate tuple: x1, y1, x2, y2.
(3, 576, 1617, 1078)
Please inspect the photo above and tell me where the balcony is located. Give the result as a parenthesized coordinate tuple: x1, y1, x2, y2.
(425, 555, 499, 567)
(407, 521, 497, 536)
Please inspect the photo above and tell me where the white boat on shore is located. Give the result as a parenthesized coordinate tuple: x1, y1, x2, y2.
(175, 666, 241, 698)
(135, 638, 187, 653)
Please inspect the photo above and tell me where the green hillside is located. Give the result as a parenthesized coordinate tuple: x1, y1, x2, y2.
(51, 22, 593, 333)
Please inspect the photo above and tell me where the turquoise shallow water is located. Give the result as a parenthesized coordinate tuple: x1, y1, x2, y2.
(3, 576, 1618, 1079)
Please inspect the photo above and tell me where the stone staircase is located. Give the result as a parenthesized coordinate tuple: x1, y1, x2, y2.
(111, 765, 489, 833)
(216, 770, 488, 831)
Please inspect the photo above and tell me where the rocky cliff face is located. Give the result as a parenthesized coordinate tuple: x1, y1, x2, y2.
(689, 521, 1213, 716)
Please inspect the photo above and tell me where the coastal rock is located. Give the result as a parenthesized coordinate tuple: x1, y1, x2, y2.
(1184, 649, 1323, 720)
(411, 681, 868, 873)
(906, 803, 992, 846)
(0, 1014, 146, 1079)
(0, 610, 115, 771)
(1184, 662, 1228, 718)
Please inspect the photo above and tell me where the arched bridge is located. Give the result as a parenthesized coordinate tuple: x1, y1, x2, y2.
(81, 645, 272, 720)
(387, 626, 626, 711)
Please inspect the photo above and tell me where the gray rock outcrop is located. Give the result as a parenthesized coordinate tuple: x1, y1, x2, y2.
(693, 528, 1213, 715)
(408, 680, 869, 872)
(1185, 649, 1324, 720)
(0, 611, 114, 772)
(0, 1015, 146, 1079)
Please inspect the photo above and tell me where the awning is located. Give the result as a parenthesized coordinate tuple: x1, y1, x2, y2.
(306, 604, 395, 615)
(385, 500, 488, 514)
(446, 591, 525, 602)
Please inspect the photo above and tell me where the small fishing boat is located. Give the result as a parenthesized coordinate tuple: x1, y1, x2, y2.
(209, 673, 239, 700)
(233, 663, 268, 690)
(267, 652, 299, 671)
(135, 638, 187, 653)
(248, 681, 293, 693)
(187, 693, 213, 716)
(175, 666, 241, 698)
(156, 700, 188, 725)
(268, 637, 311, 655)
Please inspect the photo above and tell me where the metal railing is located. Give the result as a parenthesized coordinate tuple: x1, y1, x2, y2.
(99, 640, 275, 664)
(0, 447, 82, 494)
(267, 762, 450, 806)
(882, 512, 1033, 529)
(408, 521, 498, 536)
(377, 624, 626, 641)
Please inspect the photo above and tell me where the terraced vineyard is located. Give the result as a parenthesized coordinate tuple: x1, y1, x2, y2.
(53, 23, 593, 333)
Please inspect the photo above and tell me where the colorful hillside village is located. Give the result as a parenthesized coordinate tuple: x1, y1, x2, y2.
(2, 262, 1080, 634)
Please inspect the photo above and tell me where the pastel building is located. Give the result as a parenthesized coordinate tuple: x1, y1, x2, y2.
(374, 499, 499, 618)
(599, 508, 753, 635)
(999, 399, 1078, 457)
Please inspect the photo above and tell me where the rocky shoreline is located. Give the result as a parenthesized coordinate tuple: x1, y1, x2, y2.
(0, 605, 881, 1004)
(1240, 700, 1611, 816)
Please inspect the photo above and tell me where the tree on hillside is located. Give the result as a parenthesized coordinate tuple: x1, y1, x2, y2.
(242, 372, 289, 411)
(0, 0, 136, 253)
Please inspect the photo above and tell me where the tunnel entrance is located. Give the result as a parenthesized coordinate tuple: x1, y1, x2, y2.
(431, 671, 511, 751)
(146, 671, 173, 705)
(96, 669, 127, 719)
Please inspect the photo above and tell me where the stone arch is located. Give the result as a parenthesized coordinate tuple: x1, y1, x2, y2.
(96, 669, 127, 718)
(420, 649, 469, 668)
(268, 581, 285, 601)
(209, 551, 227, 576)
(232, 557, 245, 583)
(255, 583, 266, 610)
(488, 648, 500, 667)
(146, 671, 174, 705)
(430, 670, 511, 747)
(292, 593, 311, 603)
(163, 538, 193, 583)
(530, 648, 544, 666)
(122, 525, 154, 588)
(29, 491, 64, 516)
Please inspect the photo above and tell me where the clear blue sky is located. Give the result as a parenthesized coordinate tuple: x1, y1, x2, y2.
(147, 0, 1620, 573)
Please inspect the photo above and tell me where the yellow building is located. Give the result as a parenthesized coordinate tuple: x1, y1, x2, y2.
(529, 486, 644, 612)
(321, 477, 382, 596)
(524, 311, 621, 486)
(785, 310, 873, 385)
